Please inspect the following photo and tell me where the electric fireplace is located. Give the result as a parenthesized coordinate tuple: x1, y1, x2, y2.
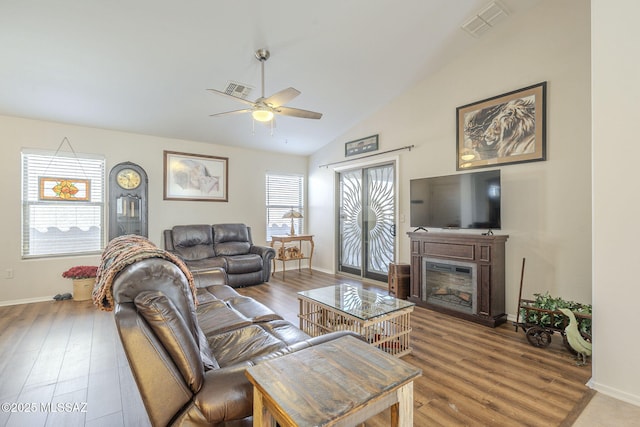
(422, 259, 476, 315)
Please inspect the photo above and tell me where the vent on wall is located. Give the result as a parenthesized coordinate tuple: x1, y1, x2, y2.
(224, 81, 253, 99)
(461, 1, 509, 38)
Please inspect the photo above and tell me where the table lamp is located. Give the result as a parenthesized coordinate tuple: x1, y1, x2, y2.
(282, 209, 303, 236)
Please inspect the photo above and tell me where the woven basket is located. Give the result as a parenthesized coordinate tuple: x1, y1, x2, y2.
(72, 278, 95, 301)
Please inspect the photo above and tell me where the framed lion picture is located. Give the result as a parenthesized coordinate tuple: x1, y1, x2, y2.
(456, 82, 547, 170)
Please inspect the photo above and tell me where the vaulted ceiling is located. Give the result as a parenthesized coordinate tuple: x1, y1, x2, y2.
(0, 1, 540, 155)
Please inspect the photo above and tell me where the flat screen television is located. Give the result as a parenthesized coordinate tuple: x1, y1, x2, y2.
(410, 170, 501, 230)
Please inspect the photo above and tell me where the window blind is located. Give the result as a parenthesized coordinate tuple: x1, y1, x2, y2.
(265, 173, 304, 241)
(22, 150, 105, 258)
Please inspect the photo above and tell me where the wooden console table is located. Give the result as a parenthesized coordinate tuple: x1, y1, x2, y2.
(270, 234, 314, 280)
(245, 335, 421, 427)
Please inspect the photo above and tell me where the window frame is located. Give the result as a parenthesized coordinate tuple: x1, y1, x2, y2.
(265, 172, 305, 241)
(21, 149, 106, 259)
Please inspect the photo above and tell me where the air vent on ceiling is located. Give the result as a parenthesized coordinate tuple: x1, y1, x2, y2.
(224, 81, 253, 99)
(461, 1, 509, 38)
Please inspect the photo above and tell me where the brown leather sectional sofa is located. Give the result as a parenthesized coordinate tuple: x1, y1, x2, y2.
(109, 242, 355, 426)
(163, 223, 275, 288)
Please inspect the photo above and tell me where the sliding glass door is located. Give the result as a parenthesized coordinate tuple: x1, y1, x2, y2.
(338, 162, 395, 281)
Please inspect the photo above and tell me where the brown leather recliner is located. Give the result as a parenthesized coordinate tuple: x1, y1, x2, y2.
(112, 256, 355, 426)
(163, 223, 275, 288)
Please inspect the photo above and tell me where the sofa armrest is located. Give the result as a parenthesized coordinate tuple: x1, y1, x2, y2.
(115, 303, 194, 427)
(193, 364, 254, 424)
(163, 229, 176, 251)
(162, 230, 184, 260)
(249, 245, 276, 281)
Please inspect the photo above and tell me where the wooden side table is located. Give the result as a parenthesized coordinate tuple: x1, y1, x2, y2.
(245, 335, 421, 427)
(388, 263, 410, 299)
(269, 234, 314, 280)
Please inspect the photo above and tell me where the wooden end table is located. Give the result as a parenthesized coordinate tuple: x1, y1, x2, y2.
(270, 234, 314, 280)
(245, 335, 421, 427)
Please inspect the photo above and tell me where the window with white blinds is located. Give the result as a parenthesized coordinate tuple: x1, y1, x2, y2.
(21, 150, 105, 258)
(265, 173, 304, 241)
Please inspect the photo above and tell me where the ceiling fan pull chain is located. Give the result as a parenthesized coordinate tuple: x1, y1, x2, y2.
(261, 59, 266, 99)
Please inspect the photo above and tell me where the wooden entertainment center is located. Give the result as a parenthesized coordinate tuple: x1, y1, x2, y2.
(407, 232, 509, 327)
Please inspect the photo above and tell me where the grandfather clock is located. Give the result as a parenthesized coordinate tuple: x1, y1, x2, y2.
(108, 162, 148, 240)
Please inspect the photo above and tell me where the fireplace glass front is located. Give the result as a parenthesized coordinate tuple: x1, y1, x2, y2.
(422, 258, 476, 314)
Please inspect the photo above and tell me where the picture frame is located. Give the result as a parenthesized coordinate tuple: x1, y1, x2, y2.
(345, 134, 379, 157)
(456, 82, 546, 170)
(163, 151, 228, 202)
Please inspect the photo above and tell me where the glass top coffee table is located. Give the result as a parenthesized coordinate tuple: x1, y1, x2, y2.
(298, 284, 415, 357)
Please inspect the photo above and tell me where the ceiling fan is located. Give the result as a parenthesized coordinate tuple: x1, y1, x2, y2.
(207, 49, 323, 123)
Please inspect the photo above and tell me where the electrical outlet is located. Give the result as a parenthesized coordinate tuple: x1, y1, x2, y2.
(5, 269, 14, 279)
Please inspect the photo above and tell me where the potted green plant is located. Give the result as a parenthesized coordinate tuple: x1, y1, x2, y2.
(520, 292, 592, 336)
(62, 265, 98, 301)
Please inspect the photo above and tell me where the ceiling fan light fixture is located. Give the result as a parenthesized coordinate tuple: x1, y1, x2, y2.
(252, 108, 274, 122)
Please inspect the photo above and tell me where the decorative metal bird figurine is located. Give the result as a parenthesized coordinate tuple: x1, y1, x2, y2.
(559, 308, 592, 366)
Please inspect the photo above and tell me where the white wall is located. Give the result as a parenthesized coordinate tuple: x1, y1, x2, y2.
(591, 0, 640, 406)
(310, 0, 592, 312)
(0, 115, 307, 304)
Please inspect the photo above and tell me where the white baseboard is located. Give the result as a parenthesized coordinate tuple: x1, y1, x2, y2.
(589, 380, 640, 407)
(273, 265, 333, 275)
(312, 266, 333, 275)
(0, 296, 55, 307)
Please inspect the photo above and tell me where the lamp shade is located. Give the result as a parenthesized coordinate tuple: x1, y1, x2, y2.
(282, 209, 303, 219)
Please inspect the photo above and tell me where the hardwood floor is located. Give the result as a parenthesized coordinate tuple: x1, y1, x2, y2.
(0, 291, 149, 427)
(240, 271, 594, 427)
(0, 269, 593, 426)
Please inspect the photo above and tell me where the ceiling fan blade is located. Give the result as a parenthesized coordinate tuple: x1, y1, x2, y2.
(263, 87, 301, 108)
(207, 88, 256, 107)
(209, 108, 252, 117)
(276, 106, 323, 120)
